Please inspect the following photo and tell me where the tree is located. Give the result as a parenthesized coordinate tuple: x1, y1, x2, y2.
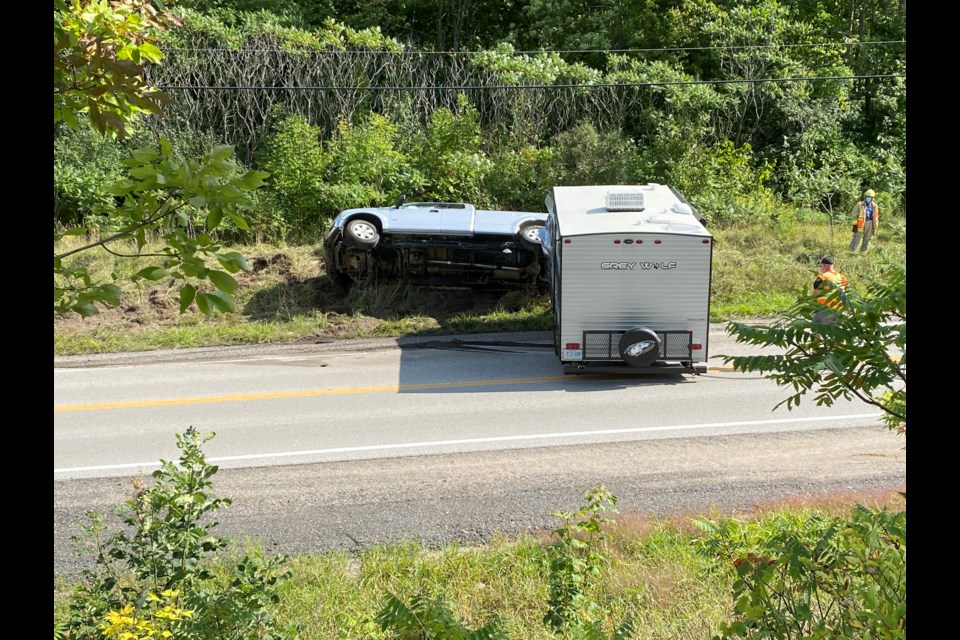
(54, 0, 268, 317)
(54, 0, 176, 138)
(722, 266, 905, 434)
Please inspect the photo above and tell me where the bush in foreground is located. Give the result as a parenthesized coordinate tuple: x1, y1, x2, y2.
(63, 427, 294, 640)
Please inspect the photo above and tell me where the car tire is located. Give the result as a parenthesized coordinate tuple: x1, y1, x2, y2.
(518, 223, 544, 250)
(344, 219, 380, 249)
(618, 327, 661, 367)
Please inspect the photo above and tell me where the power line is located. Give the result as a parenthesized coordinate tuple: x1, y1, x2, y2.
(165, 40, 905, 55)
(158, 73, 903, 91)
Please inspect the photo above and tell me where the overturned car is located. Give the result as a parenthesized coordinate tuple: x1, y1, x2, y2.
(323, 197, 549, 289)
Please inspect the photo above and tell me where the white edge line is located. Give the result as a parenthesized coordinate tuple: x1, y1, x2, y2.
(55, 412, 883, 475)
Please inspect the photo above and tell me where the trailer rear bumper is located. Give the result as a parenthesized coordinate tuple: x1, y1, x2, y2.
(562, 362, 707, 375)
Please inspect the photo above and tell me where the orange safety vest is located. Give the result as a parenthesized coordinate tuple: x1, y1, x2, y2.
(816, 271, 848, 310)
(854, 201, 879, 229)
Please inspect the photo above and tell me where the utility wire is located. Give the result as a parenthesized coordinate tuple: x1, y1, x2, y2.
(165, 40, 906, 55)
(158, 73, 903, 91)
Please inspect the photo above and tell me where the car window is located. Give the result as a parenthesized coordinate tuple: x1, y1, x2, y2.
(399, 202, 466, 210)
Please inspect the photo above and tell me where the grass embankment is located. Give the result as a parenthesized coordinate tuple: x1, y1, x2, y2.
(54, 218, 906, 356)
(54, 489, 904, 639)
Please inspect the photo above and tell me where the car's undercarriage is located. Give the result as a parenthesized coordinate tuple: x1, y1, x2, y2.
(326, 233, 545, 290)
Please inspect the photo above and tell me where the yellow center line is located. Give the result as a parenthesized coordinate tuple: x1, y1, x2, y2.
(54, 375, 570, 413)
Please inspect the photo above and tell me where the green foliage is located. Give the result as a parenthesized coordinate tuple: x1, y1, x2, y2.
(523, 0, 629, 52)
(473, 43, 603, 85)
(784, 145, 862, 226)
(169, 6, 405, 52)
(690, 187, 782, 229)
(54, 125, 130, 226)
(53, 0, 271, 318)
(671, 140, 774, 213)
(544, 485, 624, 633)
(54, 0, 179, 138)
(122, 0, 905, 217)
(694, 505, 906, 639)
(484, 146, 561, 211)
(55, 140, 267, 316)
(723, 265, 906, 433)
(256, 111, 328, 234)
(550, 123, 640, 187)
(414, 96, 493, 203)
(65, 427, 294, 640)
(326, 114, 409, 188)
(321, 113, 414, 220)
(376, 592, 507, 640)
(372, 486, 637, 640)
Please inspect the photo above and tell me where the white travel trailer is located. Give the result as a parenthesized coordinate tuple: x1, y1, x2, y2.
(540, 184, 713, 375)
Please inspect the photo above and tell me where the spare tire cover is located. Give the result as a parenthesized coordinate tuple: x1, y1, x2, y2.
(618, 327, 661, 367)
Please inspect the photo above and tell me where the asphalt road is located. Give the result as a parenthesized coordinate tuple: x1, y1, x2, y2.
(54, 326, 906, 577)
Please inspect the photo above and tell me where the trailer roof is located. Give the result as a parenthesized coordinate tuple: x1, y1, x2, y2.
(548, 184, 711, 237)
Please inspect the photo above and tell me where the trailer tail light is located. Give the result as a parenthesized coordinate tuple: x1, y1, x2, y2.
(702, 239, 710, 244)
(564, 239, 572, 244)
(636, 239, 643, 244)
(613, 239, 621, 244)
(692, 344, 702, 350)
(654, 239, 662, 244)
(566, 343, 581, 350)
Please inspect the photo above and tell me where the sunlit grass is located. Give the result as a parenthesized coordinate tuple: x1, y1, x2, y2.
(54, 314, 330, 355)
(54, 218, 906, 356)
(54, 489, 903, 639)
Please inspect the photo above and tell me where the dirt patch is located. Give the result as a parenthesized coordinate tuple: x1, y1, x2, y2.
(54, 265, 547, 347)
(56, 280, 195, 336)
(251, 253, 294, 275)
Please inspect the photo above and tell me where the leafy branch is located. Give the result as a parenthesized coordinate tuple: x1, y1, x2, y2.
(54, 1, 268, 318)
(722, 266, 905, 433)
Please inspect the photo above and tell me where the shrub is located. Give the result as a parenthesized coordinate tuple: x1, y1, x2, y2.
(695, 505, 906, 639)
(319, 112, 415, 220)
(256, 111, 330, 235)
(325, 113, 410, 194)
(544, 485, 631, 636)
(377, 592, 508, 640)
(485, 145, 561, 211)
(413, 95, 493, 203)
(549, 123, 640, 187)
(54, 125, 129, 227)
(64, 427, 294, 640)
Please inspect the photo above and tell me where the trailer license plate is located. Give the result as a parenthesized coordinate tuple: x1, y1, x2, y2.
(562, 349, 583, 360)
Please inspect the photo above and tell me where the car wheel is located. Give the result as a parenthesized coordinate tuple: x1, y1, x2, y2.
(344, 219, 380, 249)
(618, 327, 661, 367)
(518, 223, 544, 250)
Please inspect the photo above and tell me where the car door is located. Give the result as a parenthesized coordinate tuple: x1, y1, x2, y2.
(439, 204, 475, 236)
(388, 204, 445, 234)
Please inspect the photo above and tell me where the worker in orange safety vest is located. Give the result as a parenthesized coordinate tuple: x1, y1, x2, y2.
(812, 256, 848, 325)
(848, 188, 880, 252)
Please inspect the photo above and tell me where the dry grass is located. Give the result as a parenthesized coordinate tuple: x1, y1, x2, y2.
(54, 220, 906, 355)
(54, 240, 551, 354)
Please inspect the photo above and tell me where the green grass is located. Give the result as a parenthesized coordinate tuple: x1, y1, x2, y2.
(54, 218, 906, 356)
(54, 490, 904, 639)
(53, 313, 331, 355)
